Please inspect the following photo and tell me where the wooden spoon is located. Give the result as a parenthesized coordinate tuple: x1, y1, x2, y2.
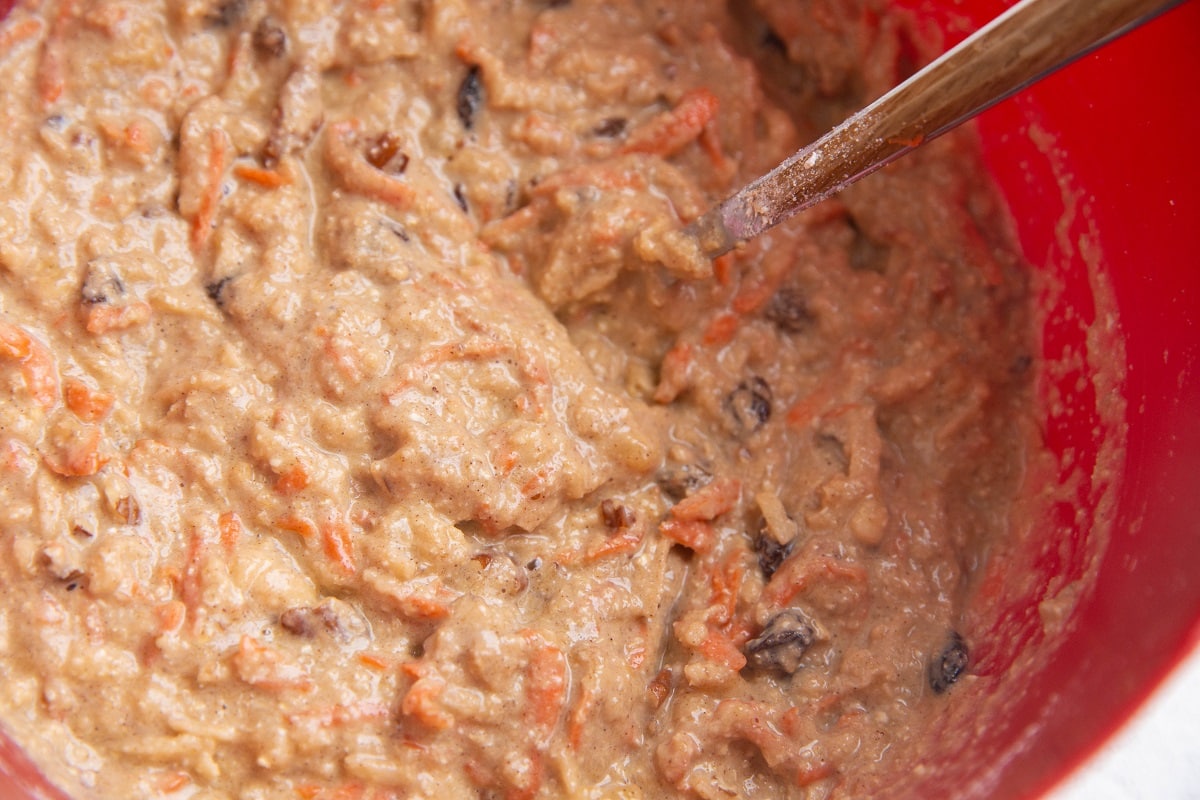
(684, 0, 1185, 259)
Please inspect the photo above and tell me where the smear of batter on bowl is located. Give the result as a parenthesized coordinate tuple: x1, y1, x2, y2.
(0, 1, 1045, 798)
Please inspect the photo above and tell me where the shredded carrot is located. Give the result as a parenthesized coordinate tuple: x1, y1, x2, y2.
(653, 340, 692, 404)
(401, 673, 454, 730)
(190, 128, 229, 251)
(358, 653, 390, 672)
(179, 531, 206, 622)
(523, 642, 567, 737)
(584, 525, 643, 562)
(707, 555, 745, 628)
(218, 510, 242, 554)
(566, 682, 595, 750)
(321, 520, 356, 575)
(658, 518, 714, 554)
(234, 634, 315, 692)
(712, 253, 735, 287)
(156, 771, 191, 793)
(273, 463, 309, 495)
(294, 784, 322, 800)
(37, 0, 81, 106)
(234, 163, 290, 188)
(0, 321, 32, 360)
(43, 425, 106, 477)
(276, 514, 318, 540)
(698, 123, 734, 176)
(0, 18, 43, 53)
(82, 300, 152, 334)
(329, 782, 366, 800)
(154, 600, 186, 634)
(0, 321, 58, 410)
(670, 476, 741, 522)
(621, 87, 719, 158)
(324, 120, 415, 208)
(698, 630, 748, 671)
(701, 311, 740, 347)
(63, 379, 114, 421)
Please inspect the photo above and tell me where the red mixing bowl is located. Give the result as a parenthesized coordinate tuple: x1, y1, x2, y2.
(2, 1, 1198, 798)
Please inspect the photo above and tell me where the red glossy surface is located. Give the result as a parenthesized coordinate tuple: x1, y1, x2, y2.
(2, 2, 1198, 798)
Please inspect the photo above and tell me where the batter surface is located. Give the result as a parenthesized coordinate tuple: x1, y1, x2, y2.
(0, 1, 1040, 798)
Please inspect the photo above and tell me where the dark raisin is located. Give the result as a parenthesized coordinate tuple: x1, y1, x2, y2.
(656, 462, 712, 501)
(760, 26, 787, 53)
(724, 377, 772, 435)
(744, 609, 815, 674)
(600, 499, 636, 529)
(847, 216, 888, 273)
(365, 133, 408, 173)
(80, 262, 125, 305)
(205, 276, 233, 306)
(453, 183, 469, 213)
(456, 65, 483, 130)
(765, 287, 813, 333)
(592, 117, 627, 138)
(207, 0, 246, 27)
(526, 557, 543, 570)
(279, 607, 318, 637)
(253, 16, 288, 58)
(928, 631, 969, 694)
(754, 532, 793, 579)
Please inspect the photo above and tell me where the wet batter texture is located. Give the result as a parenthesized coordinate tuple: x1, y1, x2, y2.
(0, 1, 1042, 798)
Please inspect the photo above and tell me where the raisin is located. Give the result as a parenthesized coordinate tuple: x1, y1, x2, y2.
(656, 462, 711, 501)
(453, 183, 469, 213)
(456, 65, 483, 130)
(205, 276, 233, 306)
(280, 603, 353, 639)
(279, 607, 319, 637)
(207, 0, 246, 28)
(744, 609, 815, 674)
(765, 287, 813, 333)
(848, 216, 888, 273)
(754, 532, 793, 579)
(80, 260, 126, 306)
(253, 16, 287, 58)
(365, 133, 408, 173)
(592, 117, 627, 138)
(928, 631, 969, 694)
(600, 499, 636, 529)
(724, 377, 772, 435)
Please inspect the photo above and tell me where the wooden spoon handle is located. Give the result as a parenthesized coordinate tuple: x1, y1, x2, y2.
(686, 0, 1185, 258)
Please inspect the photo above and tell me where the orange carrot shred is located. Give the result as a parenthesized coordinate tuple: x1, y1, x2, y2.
(659, 517, 714, 554)
(218, 511, 242, 554)
(702, 311, 740, 347)
(234, 163, 290, 188)
(64, 379, 114, 421)
(321, 520, 356, 575)
(0, 18, 42, 53)
(273, 463, 309, 495)
(190, 129, 229, 251)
